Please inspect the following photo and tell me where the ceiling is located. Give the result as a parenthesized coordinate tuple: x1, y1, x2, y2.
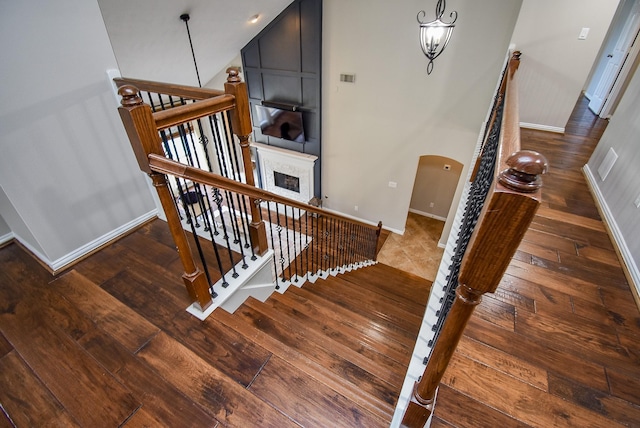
(98, 0, 293, 87)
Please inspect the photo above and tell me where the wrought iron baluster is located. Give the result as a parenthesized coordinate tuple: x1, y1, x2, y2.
(211, 187, 239, 282)
(430, 94, 505, 347)
(265, 202, 282, 289)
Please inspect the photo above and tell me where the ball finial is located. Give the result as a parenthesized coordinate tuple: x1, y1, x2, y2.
(498, 150, 548, 192)
(118, 85, 143, 107)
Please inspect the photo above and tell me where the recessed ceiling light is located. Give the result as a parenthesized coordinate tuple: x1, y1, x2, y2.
(249, 14, 260, 24)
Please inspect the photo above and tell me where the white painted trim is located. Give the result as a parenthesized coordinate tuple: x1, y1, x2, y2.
(29, 210, 157, 273)
(408, 208, 447, 222)
(519, 122, 565, 134)
(49, 209, 158, 272)
(583, 165, 640, 300)
(0, 232, 14, 246)
(321, 207, 404, 235)
(13, 233, 52, 269)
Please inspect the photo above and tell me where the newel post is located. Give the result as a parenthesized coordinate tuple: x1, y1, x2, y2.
(402, 150, 548, 427)
(117, 85, 212, 311)
(224, 68, 269, 256)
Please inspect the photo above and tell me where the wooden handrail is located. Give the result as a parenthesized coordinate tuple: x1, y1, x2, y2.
(114, 76, 225, 100)
(116, 70, 384, 312)
(401, 51, 548, 427)
(148, 154, 381, 233)
(496, 51, 522, 175)
(152, 94, 237, 130)
(118, 85, 213, 311)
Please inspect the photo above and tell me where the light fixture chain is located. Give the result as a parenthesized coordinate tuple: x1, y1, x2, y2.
(180, 13, 202, 88)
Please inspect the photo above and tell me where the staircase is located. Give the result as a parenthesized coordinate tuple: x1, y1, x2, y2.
(115, 72, 383, 320)
(0, 218, 431, 427)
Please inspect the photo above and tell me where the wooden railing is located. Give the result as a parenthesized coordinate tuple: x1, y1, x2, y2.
(400, 52, 548, 427)
(116, 70, 382, 313)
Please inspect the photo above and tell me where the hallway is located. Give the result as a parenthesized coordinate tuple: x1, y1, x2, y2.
(429, 96, 640, 427)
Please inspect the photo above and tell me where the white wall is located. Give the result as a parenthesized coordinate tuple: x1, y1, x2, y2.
(0, 0, 155, 270)
(322, 0, 523, 234)
(410, 156, 463, 220)
(510, 0, 619, 131)
(0, 211, 13, 242)
(585, 66, 640, 293)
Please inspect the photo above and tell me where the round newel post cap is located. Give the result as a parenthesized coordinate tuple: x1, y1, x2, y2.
(226, 67, 241, 83)
(118, 85, 143, 107)
(499, 150, 549, 193)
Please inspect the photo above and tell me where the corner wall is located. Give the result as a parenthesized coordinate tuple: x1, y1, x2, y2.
(510, 0, 619, 132)
(0, 0, 156, 270)
(585, 66, 640, 299)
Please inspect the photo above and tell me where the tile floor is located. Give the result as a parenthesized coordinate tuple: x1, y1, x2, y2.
(376, 212, 445, 282)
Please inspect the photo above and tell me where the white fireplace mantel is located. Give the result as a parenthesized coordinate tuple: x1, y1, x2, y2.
(252, 142, 317, 204)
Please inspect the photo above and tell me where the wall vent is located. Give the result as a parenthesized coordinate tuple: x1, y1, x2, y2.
(597, 147, 618, 181)
(340, 73, 356, 83)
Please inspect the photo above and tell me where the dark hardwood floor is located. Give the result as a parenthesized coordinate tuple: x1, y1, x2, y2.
(431, 96, 640, 427)
(1, 96, 638, 427)
(0, 219, 430, 427)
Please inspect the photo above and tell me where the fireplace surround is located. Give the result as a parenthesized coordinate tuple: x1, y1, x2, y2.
(252, 142, 317, 206)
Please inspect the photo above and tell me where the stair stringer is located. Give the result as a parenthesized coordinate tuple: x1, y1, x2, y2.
(274, 259, 377, 294)
(186, 249, 276, 320)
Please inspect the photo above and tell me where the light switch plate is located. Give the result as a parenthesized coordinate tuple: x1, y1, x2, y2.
(579, 27, 590, 40)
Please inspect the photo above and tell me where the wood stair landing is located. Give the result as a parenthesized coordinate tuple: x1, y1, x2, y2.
(0, 220, 432, 427)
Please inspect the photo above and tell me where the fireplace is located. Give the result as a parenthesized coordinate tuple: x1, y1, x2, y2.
(252, 142, 317, 206)
(274, 171, 300, 193)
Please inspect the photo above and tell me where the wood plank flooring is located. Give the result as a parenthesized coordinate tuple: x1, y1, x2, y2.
(0, 219, 431, 427)
(431, 96, 640, 427)
(1, 96, 638, 427)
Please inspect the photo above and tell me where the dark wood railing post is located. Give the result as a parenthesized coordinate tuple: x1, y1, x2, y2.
(374, 221, 383, 261)
(224, 68, 269, 256)
(117, 85, 212, 312)
(402, 151, 548, 427)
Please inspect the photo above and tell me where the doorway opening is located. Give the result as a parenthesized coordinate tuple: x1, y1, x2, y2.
(586, 0, 640, 118)
(409, 155, 463, 222)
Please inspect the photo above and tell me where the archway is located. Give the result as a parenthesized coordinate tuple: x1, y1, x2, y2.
(409, 155, 463, 222)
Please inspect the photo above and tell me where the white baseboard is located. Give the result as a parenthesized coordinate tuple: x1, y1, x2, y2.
(520, 122, 565, 134)
(0, 232, 14, 246)
(408, 208, 447, 222)
(14, 210, 157, 274)
(321, 207, 404, 235)
(583, 165, 640, 305)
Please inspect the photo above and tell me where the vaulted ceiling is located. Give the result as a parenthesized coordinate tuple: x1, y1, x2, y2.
(98, 0, 292, 87)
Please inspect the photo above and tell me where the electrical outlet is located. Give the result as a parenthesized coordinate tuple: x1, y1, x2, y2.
(388, 181, 397, 188)
(354, 205, 359, 211)
(429, 202, 435, 208)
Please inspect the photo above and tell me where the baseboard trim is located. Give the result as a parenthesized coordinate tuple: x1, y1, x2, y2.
(0, 232, 14, 247)
(408, 208, 447, 222)
(13, 210, 158, 275)
(50, 210, 158, 274)
(321, 207, 404, 235)
(583, 165, 640, 309)
(520, 122, 565, 134)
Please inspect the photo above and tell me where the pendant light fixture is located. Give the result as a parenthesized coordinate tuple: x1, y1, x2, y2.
(417, 0, 458, 75)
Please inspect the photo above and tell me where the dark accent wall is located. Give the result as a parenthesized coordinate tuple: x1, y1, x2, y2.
(241, 0, 322, 198)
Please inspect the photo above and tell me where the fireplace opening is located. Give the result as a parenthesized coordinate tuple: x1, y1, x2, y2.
(274, 171, 300, 193)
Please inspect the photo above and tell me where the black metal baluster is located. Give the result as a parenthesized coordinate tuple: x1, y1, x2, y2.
(211, 187, 239, 282)
(274, 203, 287, 281)
(265, 202, 282, 289)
